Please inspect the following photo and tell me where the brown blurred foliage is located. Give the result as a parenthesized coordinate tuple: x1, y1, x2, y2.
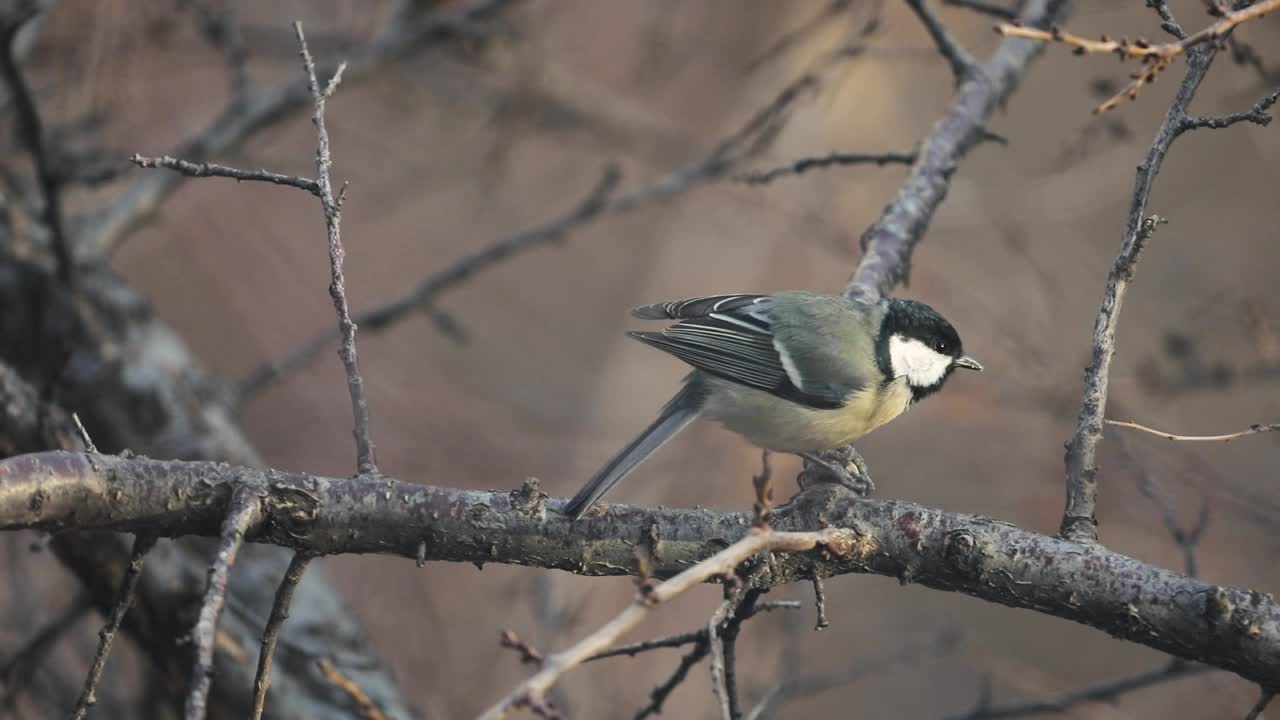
(3, 1, 1280, 717)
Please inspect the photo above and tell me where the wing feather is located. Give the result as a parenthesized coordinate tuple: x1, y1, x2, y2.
(627, 294, 853, 410)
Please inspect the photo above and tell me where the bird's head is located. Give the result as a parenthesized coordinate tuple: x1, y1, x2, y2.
(877, 298, 982, 400)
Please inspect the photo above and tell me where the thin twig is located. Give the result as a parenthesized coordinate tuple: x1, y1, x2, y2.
(1125, 433, 1211, 579)
(70, 413, 97, 454)
(131, 154, 321, 195)
(708, 597, 734, 720)
(69, 534, 157, 720)
(93, 0, 514, 254)
(240, 47, 866, 397)
(585, 630, 705, 662)
(811, 575, 830, 630)
(478, 527, 858, 720)
(743, 0, 858, 73)
(953, 659, 1211, 719)
(0, 595, 92, 712)
(293, 22, 377, 477)
(748, 628, 960, 720)
(1178, 86, 1280, 134)
(941, 0, 1017, 20)
(316, 658, 387, 720)
(0, 5, 72, 286)
(1246, 689, 1275, 720)
(906, 0, 980, 81)
(250, 552, 314, 720)
(997, 0, 1280, 112)
(179, 0, 250, 103)
(499, 629, 546, 667)
(1108, 419, 1279, 443)
(236, 165, 621, 397)
(184, 484, 262, 720)
(634, 641, 710, 720)
(734, 150, 915, 185)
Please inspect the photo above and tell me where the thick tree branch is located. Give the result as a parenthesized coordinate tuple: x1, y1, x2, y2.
(0, 361, 413, 719)
(4, 451, 1280, 690)
(845, 0, 1070, 303)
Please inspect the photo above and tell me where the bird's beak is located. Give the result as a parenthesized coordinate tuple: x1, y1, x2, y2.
(953, 355, 983, 372)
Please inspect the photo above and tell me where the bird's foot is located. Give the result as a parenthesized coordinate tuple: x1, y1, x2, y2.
(797, 447, 874, 496)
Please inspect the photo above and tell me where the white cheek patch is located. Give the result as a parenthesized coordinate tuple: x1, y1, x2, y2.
(888, 335, 952, 388)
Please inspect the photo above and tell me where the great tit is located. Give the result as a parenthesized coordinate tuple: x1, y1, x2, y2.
(564, 291, 982, 518)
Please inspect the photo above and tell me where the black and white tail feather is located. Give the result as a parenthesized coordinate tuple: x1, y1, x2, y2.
(562, 379, 705, 519)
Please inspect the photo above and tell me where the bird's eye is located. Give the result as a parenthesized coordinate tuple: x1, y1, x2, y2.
(934, 340, 948, 353)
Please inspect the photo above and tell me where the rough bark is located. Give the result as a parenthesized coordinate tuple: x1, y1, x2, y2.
(4, 450, 1278, 690)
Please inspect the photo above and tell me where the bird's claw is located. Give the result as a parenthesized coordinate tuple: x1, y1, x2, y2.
(797, 448, 874, 497)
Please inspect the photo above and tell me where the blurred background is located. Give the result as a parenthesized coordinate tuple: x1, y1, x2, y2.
(2, 0, 1279, 717)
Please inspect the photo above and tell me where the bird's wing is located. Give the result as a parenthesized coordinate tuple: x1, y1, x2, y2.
(631, 294, 772, 323)
(627, 295, 853, 409)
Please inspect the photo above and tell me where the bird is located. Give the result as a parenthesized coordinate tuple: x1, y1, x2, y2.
(562, 291, 982, 519)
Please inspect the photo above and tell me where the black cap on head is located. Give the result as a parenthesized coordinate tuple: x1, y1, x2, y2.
(881, 299, 964, 355)
(875, 298, 969, 400)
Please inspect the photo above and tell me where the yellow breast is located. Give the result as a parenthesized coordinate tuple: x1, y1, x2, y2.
(699, 376, 913, 452)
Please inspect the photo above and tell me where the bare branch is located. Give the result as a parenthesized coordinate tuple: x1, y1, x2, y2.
(952, 659, 1211, 719)
(237, 165, 621, 397)
(1061, 214, 1166, 542)
(499, 629, 547, 668)
(250, 552, 314, 720)
(906, 0, 980, 81)
(635, 641, 709, 719)
(70, 413, 97, 454)
(1062, 37, 1228, 543)
(997, 0, 1280, 112)
(131, 154, 321, 196)
(183, 483, 263, 720)
(6, 452, 1280, 690)
(708, 598, 734, 720)
(241, 46, 865, 396)
(478, 527, 855, 719)
(747, 629, 959, 719)
(733, 150, 915, 186)
(90, 0, 515, 254)
(316, 658, 387, 720)
(845, 0, 1070, 303)
(0, 595, 92, 711)
(68, 534, 157, 720)
(1179, 86, 1280, 134)
(293, 22, 377, 476)
(1108, 419, 1279, 443)
(811, 575, 830, 630)
(1247, 689, 1276, 720)
(941, 0, 1017, 20)
(0, 5, 72, 286)
(585, 630, 705, 662)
